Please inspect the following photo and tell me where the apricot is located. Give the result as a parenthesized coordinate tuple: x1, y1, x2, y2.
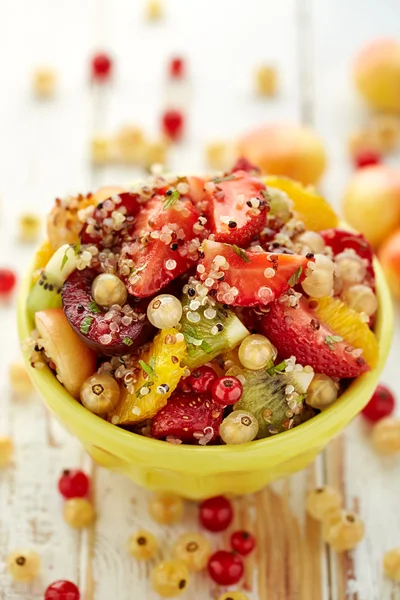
(342, 165, 400, 248)
(236, 123, 326, 186)
(354, 39, 400, 112)
(378, 228, 400, 298)
(35, 308, 96, 399)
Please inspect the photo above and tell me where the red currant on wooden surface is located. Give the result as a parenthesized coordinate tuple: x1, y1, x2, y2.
(354, 149, 381, 169)
(362, 384, 395, 423)
(44, 580, 80, 600)
(91, 53, 113, 82)
(58, 469, 90, 499)
(0, 268, 16, 295)
(199, 496, 233, 532)
(211, 376, 243, 406)
(207, 550, 244, 586)
(169, 57, 185, 79)
(187, 366, 217, 394)
(230, 530, 256, 556)
(162, 109, 184, 141)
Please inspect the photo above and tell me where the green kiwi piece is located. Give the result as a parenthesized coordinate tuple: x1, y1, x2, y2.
(180, 293, 249, 370)
(27, 244, 78, 319)
(232, 362, 314, 438)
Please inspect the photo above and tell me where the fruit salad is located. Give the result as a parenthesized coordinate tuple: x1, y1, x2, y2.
(24, 161, 379, 445)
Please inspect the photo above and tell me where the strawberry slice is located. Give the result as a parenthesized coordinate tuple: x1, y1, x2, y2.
(199, 240, 311, 307)
(260, 297, 370, 378)
(122, 195, 201, 298)
(81, 192, 141, 245)
(230, 157, 260, 174)
(320, 228, 375, 287)
(151, 392, 223, 444)
(204, 170, 269, 246)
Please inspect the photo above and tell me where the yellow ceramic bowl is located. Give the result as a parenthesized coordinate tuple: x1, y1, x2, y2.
(18, 252, 393, 500)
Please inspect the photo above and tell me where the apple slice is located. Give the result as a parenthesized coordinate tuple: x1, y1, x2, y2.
(35, 308, 97, 399)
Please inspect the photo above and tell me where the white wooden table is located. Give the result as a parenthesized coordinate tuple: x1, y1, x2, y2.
(0, 1, 400, 598)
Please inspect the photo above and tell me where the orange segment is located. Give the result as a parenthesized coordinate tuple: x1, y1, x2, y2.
(112, 328, 187, 425)
(312, 296, 379, 368)
(264, 176, 339, 231)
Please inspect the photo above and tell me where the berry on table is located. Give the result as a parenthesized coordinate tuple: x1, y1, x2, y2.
(306, 486, 342, 521)
(19, 213, 41, 242)
(199, 496, 233, 532)
(128, 530, 158, 560)
(322, 510, 364, 552)
(147, 294, 183, 329)
(0, 268, 16, 295)
(186, 366, 217, 394)
(63, 498, 95, 528)
(362, 384, 395, 423)
(44, 580, 80, 600)
(90, 135, 111, 165)
(383, 548, 400, 582)
(91, 52, 113, 82)
(0, 435, 14, 467)
(207, 550, 244, 586)
(230, 530, 256, 556)
(146, 0, 163, 21)
(6, 549, 41, 582)
(173, 532, 211, 572)
(80, 373, 121, 416)
(169, 57, 185, 79)
(161, 110, 184, 142)
(9, 360, 33, 395)
(151, 559, 189, 597)
(205, 140, 230, 170)
(238, 334, 277, 371)
(58, 469, 90, 499)
(354, 149, 381, 169)
(255, 64, 278, 97)
(149, 493, 184, 525)
(219, 410, 259, 445)
(33, 67, 56, 99)
(218, 594, 249, 600)
(211, 376, 243, 406)
(371, 417, 400, 455)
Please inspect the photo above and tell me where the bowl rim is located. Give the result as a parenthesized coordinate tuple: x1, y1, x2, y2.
(18, 247, 393, 473)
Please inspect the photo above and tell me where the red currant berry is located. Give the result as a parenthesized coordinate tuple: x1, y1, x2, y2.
(58, 469, 90, 499)
(354, 149, 381, 169)
(362, 383, 395, 422)
(207, 550, 244, 586)
(0, 269, 16, 295)
(230, 530, 256, 555)
(91, 53, 113, 82)
(169, 57, 185, 79)
(187, 366, 217, 394)
(161, 109, 184, 141)
(199, 496, 233, 532)
(211, 376, 243, 406)
(44, 580, 80, 600)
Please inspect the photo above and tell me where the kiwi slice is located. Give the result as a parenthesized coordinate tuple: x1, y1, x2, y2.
(180, 292, 249, 370)
(232, 362, 314, 438)
(27, 244, 78, 319)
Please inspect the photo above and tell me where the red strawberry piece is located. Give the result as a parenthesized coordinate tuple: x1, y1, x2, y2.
(230, 156, 260, 174)
(320, 228, 375, 287)
(122, 195, 202, 298)
(199, 240, 311, 307)
(62, 269, 155, 355)
(260, 297, 370, 378)
(81, 192, 141, 246)
(354, 149, 381, 169)
(204, 170, 269, 246)
(151, 392, 224, 444)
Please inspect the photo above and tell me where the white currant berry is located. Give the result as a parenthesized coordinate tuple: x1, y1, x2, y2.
(91, 273, 128, 308)
(306, 374, 338, 410)
(80, 373, 120, 415)
(220, 410, 259, 444)
(7, 549, 41, 582)
(301, 254, 334, 298)
(147, 294, 183, 329)
(238, 334, 277, 370)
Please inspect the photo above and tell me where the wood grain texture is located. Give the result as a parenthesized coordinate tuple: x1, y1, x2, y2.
(0, 0, 400, 599)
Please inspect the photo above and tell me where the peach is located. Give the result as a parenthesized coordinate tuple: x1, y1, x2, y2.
(378, 228, 400, 298)
(354, 39, 400, 112)
(236, 123, 326, 185)
(35, 308, 96, 399)
(342, 165, 400, 248)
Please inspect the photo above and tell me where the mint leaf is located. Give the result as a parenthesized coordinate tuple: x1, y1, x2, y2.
(88, 301, 101, 314)
(123, 336, 133, 346)
(288, 266, 303, 287)
(80, 316, 93, 334)
(139, 359, 158, 381)
(74, 237, 81, 255)
(163, 189, 180, 209)
(325, 335, 343, 351)
(212, 174, 236, 184)
(232, 245, 250, 263)
(61, 247, 70, 270)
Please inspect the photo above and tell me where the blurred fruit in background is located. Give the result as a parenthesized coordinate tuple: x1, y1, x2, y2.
(348, 115, 400, 161)
(378, 229, 400, 297)
(354, 39, 400, 112)
(205, 141, 232, 171)
(91, 53, 113, 83)
(342, 165, 400, 248)
(33, 67, 56, 100)
(255, 65, 278, 97)
(236, 123, 326, 185)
